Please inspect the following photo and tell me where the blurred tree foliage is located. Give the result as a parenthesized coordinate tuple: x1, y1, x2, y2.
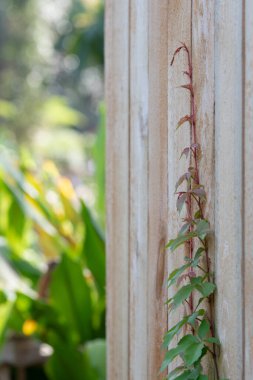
(0, 0, 104, 142)
(0, 152, 106, 379)
(0, 0, 43, 141)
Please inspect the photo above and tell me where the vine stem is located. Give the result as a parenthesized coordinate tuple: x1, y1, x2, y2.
(183, 43, 220, 380)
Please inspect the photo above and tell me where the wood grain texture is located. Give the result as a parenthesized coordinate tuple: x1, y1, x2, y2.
(167, 0, 191, 373)
(192, 2, 215, 376)
(147, 1, 169, 378)
(244, 0, 253, 378)
(214, 1, 243, 378)
(129, 0, 149, 378)
(105, 1, 129, 379)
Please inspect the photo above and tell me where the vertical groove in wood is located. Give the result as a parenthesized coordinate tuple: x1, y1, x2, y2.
(214, 1, 243, 379)
(244, 0, 253, 378)
(167, 0, 191, 373)
(147, 1, 169, 378)
(192, 2, 215, 376)
(129, 0, 149, 378)
(105, 1, 130, 379)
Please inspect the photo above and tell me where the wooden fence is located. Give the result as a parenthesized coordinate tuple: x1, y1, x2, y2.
(106, 1, 253, 379)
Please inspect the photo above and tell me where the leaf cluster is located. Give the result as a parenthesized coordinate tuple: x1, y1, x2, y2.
(162, 44, 223, 380)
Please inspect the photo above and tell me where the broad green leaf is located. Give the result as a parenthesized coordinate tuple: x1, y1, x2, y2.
(166, 232, 196, 252)
(178, 334, 199, 349)
(160, 346, 183, 372)
(81, 202, 105, 295)
(162, 319, 187, 348)
(198, 319, 210, 339)
(50, 255, 92, 344)
(46, 340, 98, 380)
(167, 366, 185, 380)
(196, 282, 216, 298)
(0, 301, 13, 346)
(188, 309, 205, 324)
(171, 284, 194, 308)
(184, 342, 204, 366)
(197, 376, 208, 380)
(195, 220, 210, 240)
(163, 311, 205, 348)
(168, 264, 190, 287)
(92, 103, 106, 228)
(85, 339, 106, 380)
(192, 248, 205, 267)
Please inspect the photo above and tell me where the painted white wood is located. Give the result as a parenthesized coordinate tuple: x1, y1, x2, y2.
(244, 1, 253, 378)
(129, 0, 149, 378)
(214, 1, 243, 379)
(105, 1, 129, 379)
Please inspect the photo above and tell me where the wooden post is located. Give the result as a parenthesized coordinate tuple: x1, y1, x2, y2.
(106, 1, 253, 378)
(106, 1, 130, 379)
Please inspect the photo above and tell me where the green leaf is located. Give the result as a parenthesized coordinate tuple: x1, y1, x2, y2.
(198, 319, 210, 339)
(197, 376, 208, 380)
(81, 202, 105, 296)
(204, 337, 220, 345)
(46, 340, 98, 380)
(85, 339, 106, 380)
(192, 248, 205, 267)
(167, 366, 185, 380)
(196, 282, 216, 298)
(195, 220, 210, 240)
(0, 301, 13, 346)
(163, 311, 204, 348)
(166, 232, 196, 252)
(50, 255, 92, 344)
(168, 264, 190, 287)
(171, 284, 194, 308)
(184, 342, 204, 366)
(160, 346, 183, 372)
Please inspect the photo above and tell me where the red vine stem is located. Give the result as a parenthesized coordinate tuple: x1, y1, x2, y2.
(171, 43, 220, 378)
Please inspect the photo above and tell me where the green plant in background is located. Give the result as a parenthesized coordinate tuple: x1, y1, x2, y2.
(0, 148, 106, 380)
(161, 44, 225, 380)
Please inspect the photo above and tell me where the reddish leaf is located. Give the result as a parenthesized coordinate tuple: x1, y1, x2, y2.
(192, 188, 206, 199)
(180, 84, 193, 95)
(170, 45, 185, 66)
(191, 143, 200, 149)
(175, 174, 186, 191)
(177, 193, 187, 213)
(176, 115, 192, 129)
(180, 147, 190, 160)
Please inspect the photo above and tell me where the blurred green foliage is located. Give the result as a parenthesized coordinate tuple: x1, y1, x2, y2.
(0, 0, 104, 143)
(0, 149, 106, 379)
(0, 1, 106, 378)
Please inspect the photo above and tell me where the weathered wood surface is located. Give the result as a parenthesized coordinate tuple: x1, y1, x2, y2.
(105, 1, 129, 379)
(215, 1, 243, 379)
(129, 0, 149, 378)
(106, 1, 252, 378)
(167, 0, 191, 374)
(244, 0, 253, 378)
(147, 1, 169, 378)
(192, 2, 215, 377)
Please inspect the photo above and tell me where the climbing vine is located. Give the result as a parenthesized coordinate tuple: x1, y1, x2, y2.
(161, 44, 224, 380)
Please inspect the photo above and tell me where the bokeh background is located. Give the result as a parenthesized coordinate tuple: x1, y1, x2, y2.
(0, 0, 105, 379)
